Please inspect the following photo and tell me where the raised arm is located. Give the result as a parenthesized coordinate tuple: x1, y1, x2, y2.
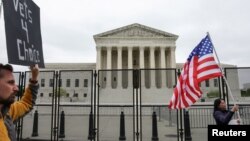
(9, 65, 39, 121)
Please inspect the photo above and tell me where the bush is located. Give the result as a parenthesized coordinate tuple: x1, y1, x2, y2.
(56, 88, 68, 97)
(201, 98, 205, 102)
(241, 89, 250, 97)
(207, 90, 220, 98)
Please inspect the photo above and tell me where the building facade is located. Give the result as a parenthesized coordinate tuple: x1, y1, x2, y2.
(36, 23, 240, 104)
(36, 63, 95, 103)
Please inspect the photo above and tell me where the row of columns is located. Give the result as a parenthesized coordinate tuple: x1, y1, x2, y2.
(96, 46, 176, 88)
(97, 46, 176, 69)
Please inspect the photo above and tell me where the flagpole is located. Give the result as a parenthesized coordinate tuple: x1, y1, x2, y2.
(206, 32, 236, 102)
(207, 32, 241, 120)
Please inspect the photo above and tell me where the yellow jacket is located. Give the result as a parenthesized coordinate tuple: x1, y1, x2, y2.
(0, 84, 39, 141)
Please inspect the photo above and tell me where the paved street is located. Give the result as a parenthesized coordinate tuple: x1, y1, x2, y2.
(20, 107, 209, 141)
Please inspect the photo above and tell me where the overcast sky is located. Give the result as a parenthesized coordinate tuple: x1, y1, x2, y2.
(1, 0, 250, 71)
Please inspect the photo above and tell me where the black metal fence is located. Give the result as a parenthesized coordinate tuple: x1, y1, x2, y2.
(12, 67, 250, 141)
(188, 104, 250, 128)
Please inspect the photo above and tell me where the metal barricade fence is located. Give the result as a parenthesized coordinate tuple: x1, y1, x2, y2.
(11, 67, 250, 141)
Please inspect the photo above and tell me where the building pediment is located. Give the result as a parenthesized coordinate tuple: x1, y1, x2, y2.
(94, 23, 178, 39)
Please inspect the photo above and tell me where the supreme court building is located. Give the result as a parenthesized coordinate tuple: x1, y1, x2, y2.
(38, 23, 240, 104)
(94, 23, 177, 70)
(94, 23, 178, 104)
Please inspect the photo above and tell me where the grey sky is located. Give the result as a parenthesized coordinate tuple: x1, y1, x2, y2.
(1, 0, 250, 71)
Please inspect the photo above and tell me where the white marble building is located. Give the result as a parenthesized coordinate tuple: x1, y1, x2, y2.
(94, 23, 177, 70)
(94, 23, 178, 104)
(37, 23, 241, 104)
(36, 63, 95, 103)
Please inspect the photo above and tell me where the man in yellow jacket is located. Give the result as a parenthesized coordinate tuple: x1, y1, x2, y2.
(0, 64, 39, 141)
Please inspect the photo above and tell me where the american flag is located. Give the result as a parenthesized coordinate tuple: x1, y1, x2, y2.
(168, 35, 222, 109)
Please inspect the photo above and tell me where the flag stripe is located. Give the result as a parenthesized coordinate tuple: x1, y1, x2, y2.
(197, 65, 221, 75)
(198, 72, 222, 82)
(197, 69, 221, 79)
(198, 61, 217, 71)
(198, 54, 214, 63)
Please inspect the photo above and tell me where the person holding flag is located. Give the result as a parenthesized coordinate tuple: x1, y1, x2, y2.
(168, 34, 222, 109)
(213, 98, 239, 125)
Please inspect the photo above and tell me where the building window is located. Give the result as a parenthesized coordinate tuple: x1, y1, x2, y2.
(66, 93, 69, 97)
(75, 79, 79, 87)
(66, 79, 71, 87)
(40, 93, 43, 97)
(205, 80, 210, 87)
(114, 77, 116, 81)
(84, 93, 87, 97)
(49, 79, 54, 87)
(49, 93, 52, 97)
(103, 77, 106, 82)
(84, 79, 88, 87)
(41, 79, 45, 87)
(214, 79, 218, 87)
(73, 93, 78, 97)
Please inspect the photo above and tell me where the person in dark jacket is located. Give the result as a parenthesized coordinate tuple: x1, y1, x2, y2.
(213, 98, 239, 125)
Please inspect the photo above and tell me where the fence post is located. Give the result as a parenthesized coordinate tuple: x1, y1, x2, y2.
(119, 111, 126, 140)
(184, 109, 192, 141)
(59, 111, 65, 138)
(152, 112, 159, 141)
(88, 111, 94, 140)
(31, 110, 39, 137)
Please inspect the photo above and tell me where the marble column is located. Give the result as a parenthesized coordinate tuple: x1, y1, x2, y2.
(166, 48, 171, 88)
(150, 47, 155, 87)
(128, 47, 133, 87)
(117, 47, 122, 88)
(139, 47, 145, 87)
(96, 47, 101, 70)
(170, 47, 176, 68)
(169, 47, 176, 88)
(106, 47, 112, 87)
(97, 47, 103, 88)
(160, 47, 166, 88)
(107, 47, 112, 69)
